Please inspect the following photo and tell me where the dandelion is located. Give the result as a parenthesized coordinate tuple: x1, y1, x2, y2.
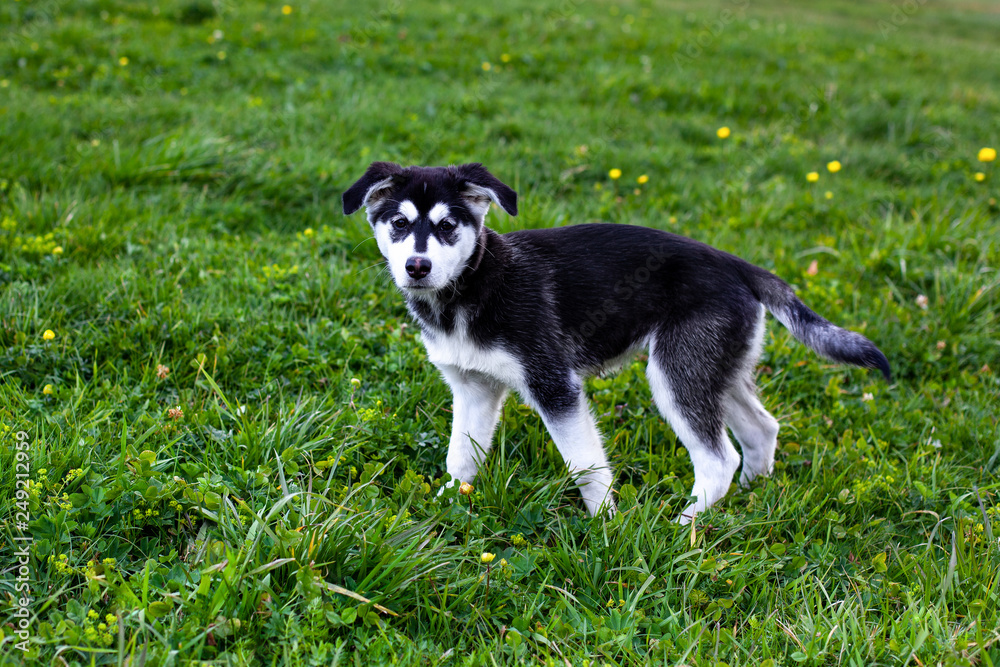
(481, 552, 495, 564)
(806, 172, 819, 183)
(824, 191, 833, 200)
(156, 364, 170, 379)
(501, 53, 511, 63)
(43, 329, 55, 341)
(716, 126, 731, 139)
(303, 227, 315, 237)
(52, 246, 63, 255)
(282, 4, 293, 15)
(118, 56, 129, 67)
(827, 160, 841, 173)
(978, 147, 997, 162)
(43, 384, 54, 395)
(637, 174, 649, 184)
(609, 168, 622, 180)
(915, 294, 929, 309)
(974, 172, 986, 182)
(481, 61, 491, 71)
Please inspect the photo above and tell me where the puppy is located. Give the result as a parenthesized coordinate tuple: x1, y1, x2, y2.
(343, 162, 890, 522)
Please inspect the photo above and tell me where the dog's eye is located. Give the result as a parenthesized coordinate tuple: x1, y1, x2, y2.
(438, 219, 456, 232)
(391, 217, 408, 230)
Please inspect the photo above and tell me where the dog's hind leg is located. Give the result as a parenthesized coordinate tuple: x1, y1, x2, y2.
(527, 372, 616, 517)
(723, 306, 780, 486)
(725, 375, 779, 487)
(646, 333, 742, 525)
(438, 364, 508, 486)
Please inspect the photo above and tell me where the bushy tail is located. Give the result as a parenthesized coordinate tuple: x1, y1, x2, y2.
(740, 264, 891, 381)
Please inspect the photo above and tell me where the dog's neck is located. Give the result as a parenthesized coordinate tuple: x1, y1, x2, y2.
(403, 226, 504, 335)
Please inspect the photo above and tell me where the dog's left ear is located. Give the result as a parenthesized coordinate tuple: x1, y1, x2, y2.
(342, 161, 404, 215)
(456, 163, 518, 217)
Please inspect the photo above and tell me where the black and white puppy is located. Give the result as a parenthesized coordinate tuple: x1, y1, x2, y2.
(342, 162, 890, 523)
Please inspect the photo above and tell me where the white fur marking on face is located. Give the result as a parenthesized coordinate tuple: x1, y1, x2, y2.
(374, 222, 417, 287)
(423, 226, 477, 286)
(429, 202, 450, 224)
(398, 200, 418, 222)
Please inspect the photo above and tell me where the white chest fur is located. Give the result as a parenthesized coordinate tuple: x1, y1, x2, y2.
(419, 312, 524, 390)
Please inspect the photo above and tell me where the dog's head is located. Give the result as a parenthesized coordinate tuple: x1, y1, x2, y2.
(343, 162, 517, 296)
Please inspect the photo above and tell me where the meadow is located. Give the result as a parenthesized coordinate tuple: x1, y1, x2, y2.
(1, 0, 999, 664)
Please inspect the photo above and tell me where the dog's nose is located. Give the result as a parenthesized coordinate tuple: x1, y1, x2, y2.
(405, 256, 432, 279)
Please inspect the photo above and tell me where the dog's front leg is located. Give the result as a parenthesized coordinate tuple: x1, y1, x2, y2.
(437, 364, 508, 486)
(530, 374, 616, 518)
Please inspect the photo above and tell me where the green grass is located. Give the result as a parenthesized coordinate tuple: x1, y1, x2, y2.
(1, 0, 999, 664)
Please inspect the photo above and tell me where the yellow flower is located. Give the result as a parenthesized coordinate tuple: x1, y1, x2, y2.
(350, 377, 361, 388)
(824, 191, 833, 200)
(282, 4, 293, 14)
(978, 147, 997, 162)
(827, 160, 841, 173)
(716, 126, 731, 139)
(974, 172, 986, 182)
(217, 51, 226, 60)
(481, 552, 495, 564)
(52, 246, 63, 255)
(87, 610, 99, 620)
(43, 329, 55, 341)
(118, 56, 129, 67)
(303, 227, 315, 237)
(637, 174, 649, 184)
(459, 482, 474, 496)
(609, 168, 622, 180)
(481, 62, 491, 71)
(43, 384, 54, 395)
(501, 53, 511, 63)
(806, 172, 819, 183)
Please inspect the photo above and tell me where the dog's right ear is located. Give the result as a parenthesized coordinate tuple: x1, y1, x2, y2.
(342, 162, 404, 215)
